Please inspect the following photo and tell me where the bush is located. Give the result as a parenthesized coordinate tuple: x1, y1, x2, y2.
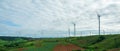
(4, 38, 27, 48)
(0, 47, 7, 51)
(91, 36, 105, 44)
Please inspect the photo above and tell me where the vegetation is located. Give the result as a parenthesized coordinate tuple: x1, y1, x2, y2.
(0, 34, 120, 51)
(68, 34, 120, 51)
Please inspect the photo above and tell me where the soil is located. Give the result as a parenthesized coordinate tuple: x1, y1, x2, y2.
(53, 44, 84, 51)
(18, 48, 26, 51)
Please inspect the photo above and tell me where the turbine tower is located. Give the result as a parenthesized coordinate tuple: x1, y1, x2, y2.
(68, 27, 70, 37)
(103, 30, 105, 35)
(73, 23, 76, 37)
(97, 13, 101, 36)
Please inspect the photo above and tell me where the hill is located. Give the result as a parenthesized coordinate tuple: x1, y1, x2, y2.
(0, 34, 120, 51)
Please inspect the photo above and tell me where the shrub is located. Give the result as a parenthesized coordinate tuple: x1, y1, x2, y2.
(0, 47, 7, 51)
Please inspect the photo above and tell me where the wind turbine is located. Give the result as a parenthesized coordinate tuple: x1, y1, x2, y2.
(68, 27, 70, 37)
(81, 32, 83, 37)
(97, 13, 101, 36)
(17, 31, 21, 37)
(90, 31, 92, 36)
(41, 30, 44, 38)
(72, 23, 76, 37)
(103, 30, 105, 35)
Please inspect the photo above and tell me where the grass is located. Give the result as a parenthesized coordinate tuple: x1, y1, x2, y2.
(91, 35, 120, 50)
(23, 42, 58, 51)
(67, 34, 120, 51)
(1, 34, 120, 51)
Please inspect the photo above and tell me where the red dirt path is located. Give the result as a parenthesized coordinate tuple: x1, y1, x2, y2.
(53, 44, 84, 51)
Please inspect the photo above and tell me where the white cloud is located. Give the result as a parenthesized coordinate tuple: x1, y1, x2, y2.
(0, 0, 120, 37)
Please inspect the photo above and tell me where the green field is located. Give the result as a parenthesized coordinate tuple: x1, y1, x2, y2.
(1, 34, 120, 51)
(22, 42, 58, 51)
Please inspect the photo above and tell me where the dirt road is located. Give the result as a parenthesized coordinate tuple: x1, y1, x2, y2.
(54, 44, 84, 51)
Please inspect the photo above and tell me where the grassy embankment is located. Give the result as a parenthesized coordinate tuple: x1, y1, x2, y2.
(1, 34, 120, 51)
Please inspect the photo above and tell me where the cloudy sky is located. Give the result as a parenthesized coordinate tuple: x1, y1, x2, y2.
(0, 0, 120, 38)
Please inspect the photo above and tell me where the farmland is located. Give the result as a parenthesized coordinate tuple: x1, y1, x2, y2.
(0, 34, 120, 51)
